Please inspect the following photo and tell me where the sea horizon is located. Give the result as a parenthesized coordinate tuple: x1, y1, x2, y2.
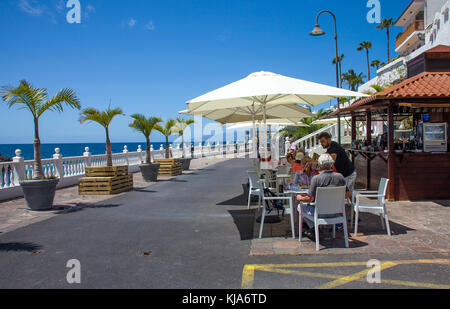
(0, 141, 241, 160)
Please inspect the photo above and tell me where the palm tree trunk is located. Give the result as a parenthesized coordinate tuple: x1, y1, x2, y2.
(366, 50, 371, 80)
(165, 137, 170, 159)
(146, 137, 151, 164)
(387, 28, 390, 63)
(105, 128, 113, 167)
(33, 118, 44, 179)
(338, 61, 342, 88)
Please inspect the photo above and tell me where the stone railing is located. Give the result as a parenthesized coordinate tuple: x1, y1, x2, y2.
(0, 142, 247, 201)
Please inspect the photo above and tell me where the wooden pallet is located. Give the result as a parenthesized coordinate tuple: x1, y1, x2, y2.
(155, 159, 182, 176)
(78, 174, 133, 195)
(85, 166, 128, 177)
(158, 165, 182, 176)
(154, 158, 181, 165)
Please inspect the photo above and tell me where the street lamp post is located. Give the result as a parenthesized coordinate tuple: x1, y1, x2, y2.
(310, 10, 342, 144)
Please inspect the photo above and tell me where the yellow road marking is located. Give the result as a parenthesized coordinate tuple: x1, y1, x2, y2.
(241, 259, 450, 289)
(315, 261, 398, 289)
(241, 265, 256, 289)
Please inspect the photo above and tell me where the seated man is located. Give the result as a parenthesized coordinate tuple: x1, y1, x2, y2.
(296, 154, 346, 235)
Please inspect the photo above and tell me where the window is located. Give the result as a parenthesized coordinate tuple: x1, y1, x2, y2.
(444, 9, 449, 23)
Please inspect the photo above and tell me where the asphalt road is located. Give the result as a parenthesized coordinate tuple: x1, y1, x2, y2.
(0, 158, 449, 289)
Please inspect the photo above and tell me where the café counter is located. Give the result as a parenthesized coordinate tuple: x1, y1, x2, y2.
(349, 149, 450, 201)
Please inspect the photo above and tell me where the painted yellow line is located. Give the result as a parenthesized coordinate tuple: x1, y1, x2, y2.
(246, 266, 450, 289)
(244, 259, 450, 269)
(241, 265, 256, 289)
(241, 259, 450, 289)
(381, 279, 450, 289)
(315, 261, 398, 289)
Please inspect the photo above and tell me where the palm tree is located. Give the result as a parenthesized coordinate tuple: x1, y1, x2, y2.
(342, 70, 366, 91)
(79, 106, 124, 167)
(155, 119, 177, 159)
(129, 114, 162, 164)
(279, 108, 332, 141)
(1, 80, 80, 179)
(377, 18, 395, 63)
(173, 117, 195, 158)
(370, 84, 384, 93)
(371, 59, 381, 71)
(357, 41, 373, 80)
(332, 54, 345, 87)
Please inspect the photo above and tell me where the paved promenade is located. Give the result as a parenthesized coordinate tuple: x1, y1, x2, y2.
(0, 158, 449, 289)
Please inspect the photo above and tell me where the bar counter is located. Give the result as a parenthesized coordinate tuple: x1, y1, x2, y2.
(349, 149, 450, 201)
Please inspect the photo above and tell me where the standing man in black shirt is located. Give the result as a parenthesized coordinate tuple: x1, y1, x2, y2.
(318, 132, 357, 196)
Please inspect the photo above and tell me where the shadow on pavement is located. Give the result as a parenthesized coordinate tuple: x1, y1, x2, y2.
(354, 213, 415, 236)
(432, 200, 450, 207)
(158, 179, 188, 183)
(228, 209, 256, 241)
(0, 242, 43, 252)
(217, 184, 255, 207)
(133, 189, 158, 193)
(52, 203, 122, 214)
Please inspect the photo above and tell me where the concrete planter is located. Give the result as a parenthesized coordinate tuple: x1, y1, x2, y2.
(139, 163, 160, 182)
(180, 158, 192, 171)
(20, 178, 59, 211)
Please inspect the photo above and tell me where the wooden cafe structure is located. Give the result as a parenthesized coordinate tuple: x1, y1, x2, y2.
(326, 45, 450, 201)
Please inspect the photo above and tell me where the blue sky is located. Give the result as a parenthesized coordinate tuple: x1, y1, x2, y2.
(0, 0, 411, 144)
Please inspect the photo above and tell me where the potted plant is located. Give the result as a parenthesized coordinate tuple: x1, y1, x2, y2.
(1, 80, 80, 210)
(129, 114, 162, 182)
(79, 106, 124, 167)
(173, 117, 195, 170)
(155, 119, 177, 159)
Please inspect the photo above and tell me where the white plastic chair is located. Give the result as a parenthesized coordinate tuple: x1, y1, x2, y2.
(258, 181, 295, 239)
(247, 171, 261, 209)
(352, 178, 391, 236)
(298, 186, 349, 251)
(275, 165, 291, 193)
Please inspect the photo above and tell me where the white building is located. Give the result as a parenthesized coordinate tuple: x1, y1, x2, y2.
(359, 0, 450, 92)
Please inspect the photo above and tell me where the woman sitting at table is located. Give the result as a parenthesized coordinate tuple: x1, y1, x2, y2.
(286, 151, 304, 173)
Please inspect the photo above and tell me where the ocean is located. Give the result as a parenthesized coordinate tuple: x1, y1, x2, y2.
(0, 141, 234, 161)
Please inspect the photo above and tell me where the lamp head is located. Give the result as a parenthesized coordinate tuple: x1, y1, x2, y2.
(310, 24, 325, 36)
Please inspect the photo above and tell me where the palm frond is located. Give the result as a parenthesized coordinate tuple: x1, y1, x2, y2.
(156, 119, 177, 137)
(38, 88, 81, 117)
(79, 106, 124, 129)
(1, 80, 47, 117)
(129, 114, 162, 137)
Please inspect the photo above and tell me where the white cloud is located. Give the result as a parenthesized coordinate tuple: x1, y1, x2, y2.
(55, 0, 65, 13)
(17, 0, 45, 16)
(84, 4, 96, 21)
(128, 18, 137, 28)
(86, 5, 96, 14)
(145, 20, 155, 31)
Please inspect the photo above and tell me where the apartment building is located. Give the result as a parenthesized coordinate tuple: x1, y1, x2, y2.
(359, 0, 450, 92)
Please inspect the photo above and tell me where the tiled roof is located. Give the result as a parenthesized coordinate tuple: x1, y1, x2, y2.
(334, 72, 450, 114)
(383, 71, 450, 99)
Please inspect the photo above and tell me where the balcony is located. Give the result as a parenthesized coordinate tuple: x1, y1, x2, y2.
(395, 20, 425, 51)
